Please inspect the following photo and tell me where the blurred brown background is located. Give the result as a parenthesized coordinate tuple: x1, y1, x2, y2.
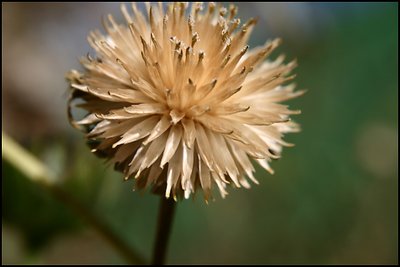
(2, 2, 398, 264)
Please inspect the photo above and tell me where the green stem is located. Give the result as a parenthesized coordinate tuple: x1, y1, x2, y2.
(48, 185, 146, 264)
(2, 132, 146, 264)
(152, 197, 176, 265)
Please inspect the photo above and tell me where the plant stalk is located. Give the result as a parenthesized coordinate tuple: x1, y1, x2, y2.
(152, 197, 176, 265)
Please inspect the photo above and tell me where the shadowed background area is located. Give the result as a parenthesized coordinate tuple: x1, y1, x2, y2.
(2, 2, 398, 264)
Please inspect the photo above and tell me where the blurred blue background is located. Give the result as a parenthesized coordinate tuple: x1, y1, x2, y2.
(2, 2, 398, 264)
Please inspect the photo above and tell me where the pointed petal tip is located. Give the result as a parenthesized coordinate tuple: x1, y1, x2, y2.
(112, 143, 119, 149)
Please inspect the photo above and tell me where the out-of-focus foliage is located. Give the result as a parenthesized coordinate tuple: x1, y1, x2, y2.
(2, 2, 397, 264)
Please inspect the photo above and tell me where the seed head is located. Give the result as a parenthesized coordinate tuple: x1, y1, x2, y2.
(67, 2, 304, 201)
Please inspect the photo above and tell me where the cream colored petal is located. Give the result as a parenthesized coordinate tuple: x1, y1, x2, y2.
(248, 125, 292, 153)
(227, 140, 259, 185)
(124, 103, 166, 114)
(194, 123, 215, 171)
(238, 176, 251, 189)
(143, 115, 172, 145)
(80, 69, 129, 89)
(96, 108, 151, 120)
(85, 61, 132, 87)
(256, 158, 274, 175)
(250, 102, 301, 116)
(228, 123, 279, 159)
(104, 14, 136, 57)
(179, 81, 196, 110)
(206, 131, 241, 187)
(128, 145, 147, 175)
(108, 89, 152, 103)
(169, 109, 185, 124)
(211, 70, 247, 97)
(229, 138, 267, 160)
(131, 3, 150, 37)
(262, 88, 306, 103)
(131, 78, 166, 103)
(195, 114, 234, 135)
(203, 82, 243, 105)
(210, 103, 250, 116)
(192, 79, 217, 103)
(229, 17, 257, 55)
(172, 142, 184, 198)
(181, 142, 194, 192)
(275, 121, 301, 133)
(76, 113, 101, 125)
(239, 64, 296, 96)
(232, 112, 286, 126)
(100, 118, 144, 138)
(87, 120, 111, 137)
(90, 87, 150, 103)
(112, 116, 159, 148)
(188, 105, 210, 117)
(237, 38, 281, 71)
(219, 45, 249, 80)
(165, 143, 183, 199)
(239, 84, 302, 104)
(184, 154, 197, 199)
(198, 155, 211, 198)
(212, 171, 228, 198)
(139, 131, 168, 170)
(181, 118, 196, 149)
(160, 125, 183, 168)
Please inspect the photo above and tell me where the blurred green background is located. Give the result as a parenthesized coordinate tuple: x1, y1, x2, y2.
(2, 2, 398, 264)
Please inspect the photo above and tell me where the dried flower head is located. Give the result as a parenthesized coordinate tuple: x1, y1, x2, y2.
(67, 2, 304, 201)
